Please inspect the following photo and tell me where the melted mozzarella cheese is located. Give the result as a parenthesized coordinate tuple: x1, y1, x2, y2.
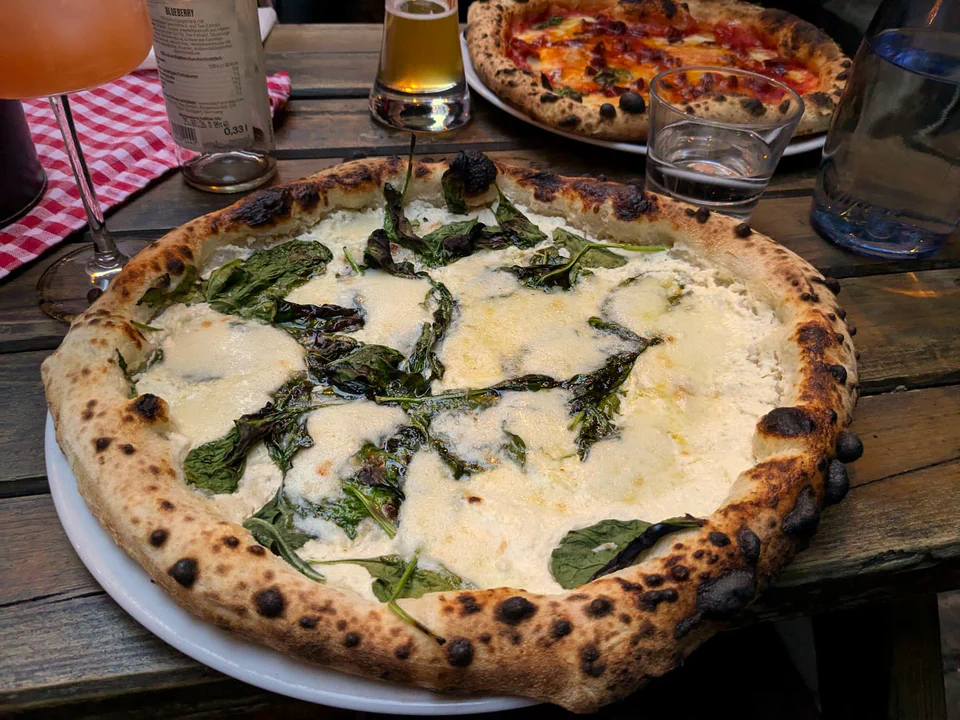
(284, 401, 409, 504)
(136, 304, 305, 445)
(150, 197, 784, 598)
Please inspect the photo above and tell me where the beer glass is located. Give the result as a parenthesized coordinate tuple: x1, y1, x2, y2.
(369, 0, 471, 132)
(0, 0, 153, 321)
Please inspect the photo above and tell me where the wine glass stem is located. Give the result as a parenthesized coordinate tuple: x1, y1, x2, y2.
(49, 94, 122, 270)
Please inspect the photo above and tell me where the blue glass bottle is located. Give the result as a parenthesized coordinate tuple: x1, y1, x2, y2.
(810, 0, 960, 259)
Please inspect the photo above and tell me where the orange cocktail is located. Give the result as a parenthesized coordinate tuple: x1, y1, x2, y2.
(0, 0, 153, 99)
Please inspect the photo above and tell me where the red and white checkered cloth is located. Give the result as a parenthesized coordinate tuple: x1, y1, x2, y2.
(0, 71, 291, 280)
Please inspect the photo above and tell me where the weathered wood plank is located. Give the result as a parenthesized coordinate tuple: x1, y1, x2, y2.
(265, 23, 383, 56)
(843, 269, 960, 393)
(845, 385, 960, 489)
(0, 351, 48, 490)
(272, 97, 542, 158)
(267, 52, 377, 98)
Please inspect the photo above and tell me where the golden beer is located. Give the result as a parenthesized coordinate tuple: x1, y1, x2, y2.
(377, 0, 463, 94)
(370, 0, 470, 132)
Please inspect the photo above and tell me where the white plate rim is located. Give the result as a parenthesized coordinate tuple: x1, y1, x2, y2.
(44, 413, 535, 715)
(460, 34, 826, 158)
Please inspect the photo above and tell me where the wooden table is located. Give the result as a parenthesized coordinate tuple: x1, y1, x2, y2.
(1, 25, 958, 720)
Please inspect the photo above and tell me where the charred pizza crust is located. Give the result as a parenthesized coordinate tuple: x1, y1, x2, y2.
(467, 0, 851, 142)
(43, 158, 859, 712)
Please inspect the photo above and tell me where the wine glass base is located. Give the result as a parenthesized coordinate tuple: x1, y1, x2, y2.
(37, 238, 152, 323)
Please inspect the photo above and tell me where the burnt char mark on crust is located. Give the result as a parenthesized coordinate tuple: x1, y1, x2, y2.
(518, 170, 563, 202)
(565, 178, 654, 220)
(551, 618, 573, 639)
(824, 459, 850, 505)
(395, 642, 413, 659)
(227, 187, 294, 228)
(495, 596, 537, 625)
(254, 587, 285, 618)
(457, 593, 482, 615)
(708, 531, 730, 547)
(669, 565, 690, 581)
(826, 364, 848, 385)
(739, 97, 766, 117)
(291, 182, 321, 212)
(571, 179, 612, 206)
(580, 644, 606, 677)
(613, 185, 654, 220)
(736, 528, 761, 565)
(758, 9, 833, 55)
(836, 431, 864, 463)
(699, 569, 756, 619)
(164, 254, 185, 275)
(757, 407, 817, 437)
(638, 589, 679, 611)
(446, 637, 475, 667)
(586, 597, 613, 617)
(808, 92, 835, 109)
(131, 394, 167, 423)
(782, 486, 821, 538)
(675, 569, 757, 639)
(149, 528, 169, 547)
(168, 558, 198, 588)
(94, 437, 113, 452)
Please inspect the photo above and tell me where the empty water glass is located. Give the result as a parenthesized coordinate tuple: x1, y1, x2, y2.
(645, 67, 804, 220)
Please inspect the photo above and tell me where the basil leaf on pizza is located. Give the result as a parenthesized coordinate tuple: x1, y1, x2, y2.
(317, 425, 426, 538)
(308, 342, 407, 399)
(137, 264, 199, 309)
(550, 516, 704, 589)
(494, 186, 548, 248)
(550, 519, 651, 589)
(501, 430, 527, 468)
(590, 515, 707, 581)
(363, 228, 419, 278)
(564, 341, 660, 458)
(400, 280, 455, 393)
(315, 554, 474, 601)
(115, 350, 137, 399)
(184, 374, 319, 492)
(505, 241, 666, 290)
(203, 240, 333, 322)
(243, 488, 326, 584)
(272, 300, 365, 338)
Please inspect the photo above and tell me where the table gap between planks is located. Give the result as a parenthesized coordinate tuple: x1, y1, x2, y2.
(1, 24, 957, 719)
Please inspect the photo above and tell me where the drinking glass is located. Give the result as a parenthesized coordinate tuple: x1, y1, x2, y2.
(0, 0, 154, 321)
(810, 0, 960, 259)
(645, 67, 804, 220)
(369, 0, 471, 132)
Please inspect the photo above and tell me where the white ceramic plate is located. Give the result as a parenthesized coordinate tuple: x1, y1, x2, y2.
(461, 35, 826, 158)
(45, 414, 534, 715)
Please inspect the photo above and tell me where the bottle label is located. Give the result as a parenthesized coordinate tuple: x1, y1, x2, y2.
(147, 0, 257, 151)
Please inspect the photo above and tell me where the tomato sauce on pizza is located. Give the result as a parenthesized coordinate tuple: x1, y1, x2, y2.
(507, 5, 821, 106)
